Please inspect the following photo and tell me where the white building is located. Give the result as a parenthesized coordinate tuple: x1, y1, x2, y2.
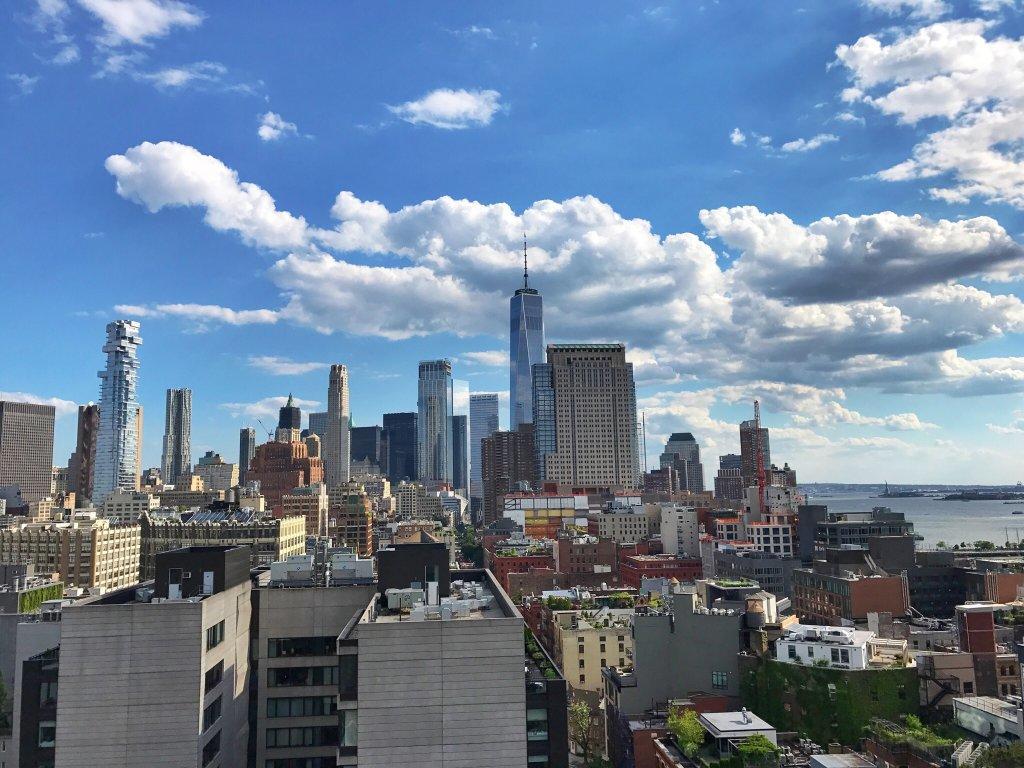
(775, 624, 912, 670)
(100, 490, 159, 523)
(658, 504, 700, 557)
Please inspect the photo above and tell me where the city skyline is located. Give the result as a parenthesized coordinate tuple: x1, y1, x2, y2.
(4, 2, 1024, 484)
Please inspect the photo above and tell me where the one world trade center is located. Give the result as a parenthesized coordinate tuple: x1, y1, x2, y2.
(509, 236, 545, 429)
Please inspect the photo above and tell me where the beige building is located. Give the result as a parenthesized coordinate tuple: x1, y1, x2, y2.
(327, 481, 375, 556)
(194, 451, 240, 492)
(542, 344, 639, 489)
(0, 400, 56, 502)
(100, 490, 160, 523)
(236, 487, 266, 512)
(138, 510, 305, 580)
(0, 512, 140, 590)
(282, 483, 328, 536)
(588, 505, 660, 543)
(551, 607, 634, 692)
(394, 481, 425, 520)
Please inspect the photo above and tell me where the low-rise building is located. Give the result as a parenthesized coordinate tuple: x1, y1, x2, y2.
(282, 482, 328, 536)
(792, 569, 910, 625)
(99, 490, 159, 524)
(775, 624, 913, 670)
(589, 504, 659, 544)
(551, 606, 633, 692)
(620, 554, 701, 589)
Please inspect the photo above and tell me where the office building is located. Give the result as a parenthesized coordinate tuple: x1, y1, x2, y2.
(67, 404, 100, 503)
(543, 344, 639, 488)
(138, 509, 304, 579)
(452, 414, 469, 497)
(238, 427, 256, 486)
(531, 363, 556, 483)
(417, 360, 453, 486)
(273, 394, 302, 443)
(383, 412, 417, 482)
(739, 419, 770, 488)
(714, 465, 743, 501)
(469, 393, 500, 506)
(502, 492, 587, 539)
(510, 242, 545, 428)
(481, 425, 536, 526)
(307, 410, 328, 439)
(0, 400, 55, 503)
(247, 440, 324, 512)
(92, 320, 143, 504)
(350, 425, 383, 468)
(327, 481, 375, 556)
(194, 451, 239, 492)
(54, 547, 251, 768)
(816, 507, 914, 549)
(324, 364, 352, 488)
(659, 433, 704, 493)
(0, 512, 140, 590)
(160, 388, 192, 486)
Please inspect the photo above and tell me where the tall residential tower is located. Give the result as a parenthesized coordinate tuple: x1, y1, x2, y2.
(509, 238, 544, 429)
(469, 393, 500, 505)
(160, 388, 192, 485)
(92, 320, 142, 504)
(417, 360, 453, 487)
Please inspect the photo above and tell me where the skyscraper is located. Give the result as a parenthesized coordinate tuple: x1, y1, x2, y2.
(452, 414, 469, 497)
(739, 418, 770, 489)
(238, 427, 256, 485)
(307, 411, 328, 439)
(543, 343, 639, 488)
(275, 394, 301, 442)
(469, 393, 500, 504)
(383, 412, 417, 481)
(509, 238, 544, 428)
(68, 403, 100, 502)
(417, 359, 453, 487)
(659, 432, 705, 493)
(0, 400, 55, 502)
(92, 320, 142, 504)
(481, 424, 536, 526)
(350, 426, 383, 466)
(323, 364, 351, 487)
(160, 388, 192, 486)
(531, 363, 556, 482)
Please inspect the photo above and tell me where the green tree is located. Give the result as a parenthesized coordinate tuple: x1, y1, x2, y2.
(737, 734, 779, 766)
(978, 743, 1024, 768)
(545, 596, 573, 610)
(974, 540, 996, 550)
(667, 707, 704, 757)
(568, 698, 603, 767)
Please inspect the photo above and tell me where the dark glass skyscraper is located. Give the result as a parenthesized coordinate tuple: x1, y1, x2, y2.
(417, 360, 454, 486)
(238, 427, 256, 485)
(383, 412, 418, 481)
(452, 414, 468, 496)
(531, 363, 556, 482)
(509, 240, 544, 429)
(278, 394, 301, 432)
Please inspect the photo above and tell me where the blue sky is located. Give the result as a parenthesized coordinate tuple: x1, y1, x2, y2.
(3, 0, 1024, 483)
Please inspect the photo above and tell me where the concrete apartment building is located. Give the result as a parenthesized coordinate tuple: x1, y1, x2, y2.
(0, 400, 56, 503)
(137, 509, 305, 580)
(541, 344, 640, 489)
(339, 557, 530, 768)
(0, 512, 140, 590)
(100, 489, 159, 523)
(251, 555, 377, 768)
(55, 547, 251, 768)
(658, 504, 700, 557)
(194, 451, 239, 492)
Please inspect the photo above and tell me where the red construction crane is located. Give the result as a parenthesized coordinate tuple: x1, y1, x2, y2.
(754, 400, 767, 513)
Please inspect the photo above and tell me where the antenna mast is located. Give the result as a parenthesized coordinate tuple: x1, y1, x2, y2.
(522, 232, 529, 289)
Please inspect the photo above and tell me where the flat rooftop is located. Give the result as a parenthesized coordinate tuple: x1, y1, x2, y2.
(700, 710, 775, 735)
(363, 570, 518, 624)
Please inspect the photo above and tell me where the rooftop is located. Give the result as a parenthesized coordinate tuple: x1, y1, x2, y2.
(699, 710, 775, 736)
(360, 570, 518, 625)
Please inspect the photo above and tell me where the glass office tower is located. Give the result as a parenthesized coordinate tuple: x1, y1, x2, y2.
(509, 244, 544, 429)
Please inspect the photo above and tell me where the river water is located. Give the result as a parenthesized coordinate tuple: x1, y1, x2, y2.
(800, 491, 1024, 549)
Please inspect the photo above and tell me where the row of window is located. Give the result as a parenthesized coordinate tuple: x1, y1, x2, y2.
(268, 637, 335, 658)
(266, 726, 338, 748)
(265, 760, 333, 768)
(267, 665, 338, 688)
(267, 696, 337, 718)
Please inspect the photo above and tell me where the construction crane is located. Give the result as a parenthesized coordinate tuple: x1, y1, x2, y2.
(754, 400, 767, 514)
(256, 418, 273, 441)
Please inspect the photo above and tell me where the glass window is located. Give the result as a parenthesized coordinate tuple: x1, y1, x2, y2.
(202, 732, 220, 767)
(206, 620, 225, 651)
(39, 681, 58, 705)
(267, 666, 339, 688)
(711, 671, 728, 690)
(203, 696, 222, 732)
(204, 661, 223, 693)
(340, 709, 358, 747)
(268, 637, 335, 658)
(339, 655, 357, 697)
(38, 720, 56, 748)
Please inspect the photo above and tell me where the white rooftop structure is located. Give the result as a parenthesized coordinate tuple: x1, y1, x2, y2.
(699, 709, 777, 757)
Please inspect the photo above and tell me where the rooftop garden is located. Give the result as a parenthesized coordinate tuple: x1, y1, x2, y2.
(867, 716, 955, 759)
(524, 626, 560, 681)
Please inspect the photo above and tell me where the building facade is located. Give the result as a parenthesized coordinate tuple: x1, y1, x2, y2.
(67, 404, 100, 503)
(543, 344, 639, 489)
(416, 360, 453, 487)
(469, 393, 500, 507)
(383, 412, 417, 482)
(92, 320, 143, 504)
(195, 451, 239, 492)
(324, 364, 352, 488)
(0, 400, 56, 503)
(327, 481, 375, 556)
(739, 419, 770, 489)
(247, 440, 324, 513)
(160, 388, 192, 486)
(481, 425, 536, 526)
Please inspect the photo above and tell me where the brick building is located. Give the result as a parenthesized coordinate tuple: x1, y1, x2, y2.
(247, 440, 324, 513)
(792, 569, 909, 625)
(620, 554, 702, 589)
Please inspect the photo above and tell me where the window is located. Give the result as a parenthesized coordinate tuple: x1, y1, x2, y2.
(267, 666, 339, 688)
(840, 649, 850, 664)
(38, 720, 56, 748)
(579, 674, 586, 684)
(265, 760, 333, 768)
(578, 659, 585, 669)
(527, 708, 549, 741)
(711, 671, 728, 690)
(202, 696, 222, 732)
(340, 709, 358, 748)
(788, 645, 797, 659)
(268, 637, 335, 658)
(265, 727, 339, 748)
(339, 655, 357, 698)
(267, 697, 337, 718)
(39, 681, 58, 705)
(205, 661, 223, 693)
(202, 732, 220, 767)
(830, 648, 840, 663)
(964, 682, 975, 694)
(206, 620, 225, 651)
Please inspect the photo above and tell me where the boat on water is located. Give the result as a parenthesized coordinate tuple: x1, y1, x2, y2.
(1013, 510, 1024, 516)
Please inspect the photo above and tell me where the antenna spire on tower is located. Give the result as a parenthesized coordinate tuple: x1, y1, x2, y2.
(523, 232, 529, 289)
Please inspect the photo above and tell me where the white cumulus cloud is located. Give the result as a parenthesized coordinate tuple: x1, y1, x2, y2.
(387, 88, 504, 129)
(258, 111, 298, 142)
